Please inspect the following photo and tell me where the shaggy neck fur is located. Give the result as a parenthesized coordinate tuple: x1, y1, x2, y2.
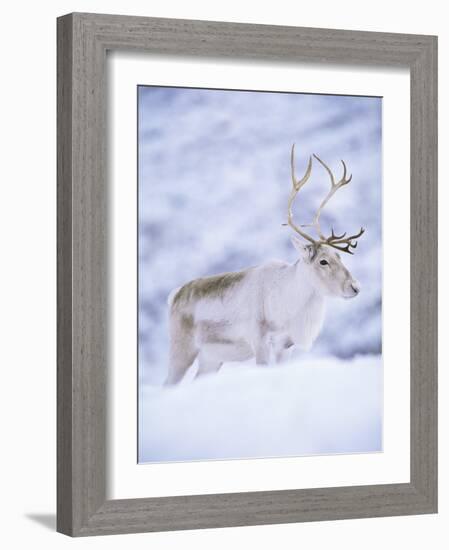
(264, 259, 326, 333)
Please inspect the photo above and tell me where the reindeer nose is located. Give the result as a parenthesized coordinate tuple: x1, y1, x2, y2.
(350, 281, 360, 295)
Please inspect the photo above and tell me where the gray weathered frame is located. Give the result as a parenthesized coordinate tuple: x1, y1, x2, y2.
(57, 12, 438, 537)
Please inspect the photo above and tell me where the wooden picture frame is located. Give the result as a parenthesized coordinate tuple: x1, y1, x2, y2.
(57, 12, 438, 536)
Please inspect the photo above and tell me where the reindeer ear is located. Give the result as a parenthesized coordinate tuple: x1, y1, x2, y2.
(291, 236, 316, 262)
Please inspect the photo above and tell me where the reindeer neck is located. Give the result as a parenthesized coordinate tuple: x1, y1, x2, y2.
(267, 260, 323, 322)
(292, 259, 322, 302)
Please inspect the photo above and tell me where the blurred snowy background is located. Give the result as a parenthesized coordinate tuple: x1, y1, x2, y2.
(138, 86, 382, 463)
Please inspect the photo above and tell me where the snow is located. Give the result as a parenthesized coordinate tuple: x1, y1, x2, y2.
(139, 354, 382, 463)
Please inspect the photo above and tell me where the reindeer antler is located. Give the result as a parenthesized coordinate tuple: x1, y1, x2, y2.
(285, 144, 315, 245)
(286, 144, 365, 254)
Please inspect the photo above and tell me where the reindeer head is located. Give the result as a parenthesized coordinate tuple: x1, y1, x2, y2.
(286, 144, 364, 299)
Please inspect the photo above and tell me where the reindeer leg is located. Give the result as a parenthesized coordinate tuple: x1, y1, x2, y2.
(164, 312, 198, 386)
(254, 344, 269, 365)
(275, 346, 293, 364)
(164, 365, 191, 386)
(253, 319, 272, 366)
(195, 347, 223, 379)
(254, 335, 271, 365)
(273, 337, 294, 364)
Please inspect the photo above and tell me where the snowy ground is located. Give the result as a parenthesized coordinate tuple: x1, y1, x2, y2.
(139, 354, 382, 463)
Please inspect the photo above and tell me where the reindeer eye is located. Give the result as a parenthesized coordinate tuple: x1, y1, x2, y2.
(319, 259, 329, 266)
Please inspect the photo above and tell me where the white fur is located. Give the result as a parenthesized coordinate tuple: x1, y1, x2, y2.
(165, 240, 359, 385)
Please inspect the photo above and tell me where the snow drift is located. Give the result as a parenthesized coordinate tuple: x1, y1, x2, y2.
(139, 354, 382, 463)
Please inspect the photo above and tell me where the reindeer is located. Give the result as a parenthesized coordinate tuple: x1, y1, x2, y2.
(164, 145, 364, 385)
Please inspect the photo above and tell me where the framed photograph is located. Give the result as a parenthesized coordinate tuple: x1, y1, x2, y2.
(57, 13, 437, 536)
